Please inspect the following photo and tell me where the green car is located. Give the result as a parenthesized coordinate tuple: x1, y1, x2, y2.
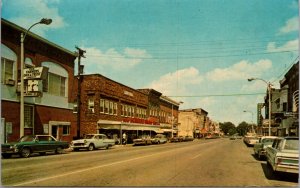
(1, 135, 70, 158)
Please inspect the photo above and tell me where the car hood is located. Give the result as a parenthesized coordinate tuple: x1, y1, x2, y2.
(1, 142, 19, 147)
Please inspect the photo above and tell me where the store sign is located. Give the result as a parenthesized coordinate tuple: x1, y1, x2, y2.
(24, 67, 48, 80)
(124, 90, 133, 97)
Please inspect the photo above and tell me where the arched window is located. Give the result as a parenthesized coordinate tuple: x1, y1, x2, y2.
(42, 62, 68, 97)
(1, 44, 17, 83)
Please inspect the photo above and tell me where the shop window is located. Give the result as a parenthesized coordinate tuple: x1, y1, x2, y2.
(63, 125, 70, 135)
(100, 99, 104, 113)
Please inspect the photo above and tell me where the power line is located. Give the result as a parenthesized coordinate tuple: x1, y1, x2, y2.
(167, 93, 266, 98)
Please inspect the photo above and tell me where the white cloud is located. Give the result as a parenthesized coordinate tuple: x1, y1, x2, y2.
(279, 17, 299, 34)
(80, 46, 151, 73)
(4, 0, 66, 36)
(267, 39, 299, 53)
(147, 67, 203, 96)
(205, 59, 272, 82)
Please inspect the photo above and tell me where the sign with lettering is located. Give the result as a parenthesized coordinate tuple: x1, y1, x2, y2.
(24, 67, 48, 80)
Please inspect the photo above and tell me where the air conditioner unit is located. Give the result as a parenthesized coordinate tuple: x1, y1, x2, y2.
(5, 79, 15, 86)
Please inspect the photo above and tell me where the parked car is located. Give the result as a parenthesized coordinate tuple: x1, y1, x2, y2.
(1, 135, 70, 158)
(183, 136, 194, 142)
(133, 135, 152, 146)
(170, 136, 184, 142)
(253, 136, 277, 160)
(70, 134, 115, 151)
(244, 135, 260, 147)
(151, 134, 168, 144)
(265, 136, 299, 174)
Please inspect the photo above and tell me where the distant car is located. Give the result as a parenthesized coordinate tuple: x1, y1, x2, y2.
(1, 135, 70, 158)
(133, 135, 152, 146)
(244, 135, 260, 147)
(70, 134, 115, 151)
(151, 134, 168, 144)
(266, 136, 299, 174)
(253, 136, 277, 160)
(183, 136, 194, 142)
(170, 136, 184, 142)
(229, 135, 237, 140)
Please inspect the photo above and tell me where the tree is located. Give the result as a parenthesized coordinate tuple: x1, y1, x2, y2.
(219, 122, 236, 135)
(236, 121, 252, 136)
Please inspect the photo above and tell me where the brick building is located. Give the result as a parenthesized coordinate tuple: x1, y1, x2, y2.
(75, 74, 182, 143)
(1, 18, 77, 143)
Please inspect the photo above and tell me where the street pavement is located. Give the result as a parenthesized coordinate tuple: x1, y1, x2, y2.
(1, 138, 298, 187)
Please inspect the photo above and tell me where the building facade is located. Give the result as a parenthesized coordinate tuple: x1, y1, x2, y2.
(1, 19, 77, 143)
(75, 74, 182, 143)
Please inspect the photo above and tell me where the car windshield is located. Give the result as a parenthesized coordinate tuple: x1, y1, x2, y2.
(262, 138, 275, 143)
(84, 135, 94, 139)
(18, 135, 35, 142)
(284, 139, 299, 150)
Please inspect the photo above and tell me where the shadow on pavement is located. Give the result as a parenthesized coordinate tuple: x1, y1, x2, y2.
(261, 163, 299, 183)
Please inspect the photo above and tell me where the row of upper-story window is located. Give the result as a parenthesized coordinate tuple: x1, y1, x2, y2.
(1, 44, 68, 98)
(86, 97, 174, 123)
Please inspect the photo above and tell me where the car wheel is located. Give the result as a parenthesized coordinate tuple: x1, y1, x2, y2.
(56, 146, 63, 154)
(2, 153, 12, 158)
(21, 148, 31, 158)
(88, 144, 94, 151)
(158, 141, 160, 144)
(73, 148, 79, 151)
(39, 152, 46, 156)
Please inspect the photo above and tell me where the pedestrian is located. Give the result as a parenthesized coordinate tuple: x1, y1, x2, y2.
(122, 132, 127, 145)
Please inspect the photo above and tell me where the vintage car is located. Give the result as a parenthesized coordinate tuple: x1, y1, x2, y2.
(133, 135, 152, 146)
(183, 136, 194, 142)
(70, 134, 115, 151)
(244, 135, 260, 147)
(266, 136, 299, 174)
(253, 136, 277, 160)
(1, 135, 70, 158)
(151, 134, 168, 144)
(170, 136, 184, 142)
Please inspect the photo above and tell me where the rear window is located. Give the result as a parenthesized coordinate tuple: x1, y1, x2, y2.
(284, 139, 299, 150)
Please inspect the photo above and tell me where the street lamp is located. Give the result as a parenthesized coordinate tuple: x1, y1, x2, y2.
(20, 18, 52, 137)
(247, 77, 272, 136)
(243, 110, 254, 133)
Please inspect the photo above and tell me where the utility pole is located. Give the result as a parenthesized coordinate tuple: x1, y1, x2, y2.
(75, 46, 86, 139)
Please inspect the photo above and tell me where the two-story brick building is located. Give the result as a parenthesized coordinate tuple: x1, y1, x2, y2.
(1, 18, 77, 143)
(76, 74, 182, 143)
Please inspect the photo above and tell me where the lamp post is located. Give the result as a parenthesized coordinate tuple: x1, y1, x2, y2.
(243, 110, 254, 133)
(20, 18, 52, 137)
(248, 78, 272, 136)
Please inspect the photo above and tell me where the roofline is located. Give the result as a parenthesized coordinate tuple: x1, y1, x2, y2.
(2, 18, 77, 57)
(81, 74, 148, 96)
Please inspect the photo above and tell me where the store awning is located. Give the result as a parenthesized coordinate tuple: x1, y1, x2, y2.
(97, 120, 160, 132)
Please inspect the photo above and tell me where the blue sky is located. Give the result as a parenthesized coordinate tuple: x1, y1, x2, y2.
(2, 0, 299, 125)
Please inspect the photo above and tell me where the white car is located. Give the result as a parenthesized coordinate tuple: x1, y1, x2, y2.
(253, 136, 277, 160)
(70, 134, 115, 151)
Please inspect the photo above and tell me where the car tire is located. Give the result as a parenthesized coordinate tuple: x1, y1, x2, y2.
(88, 144, 94, 151)
(56, 146, 63, 154)
(39, 152, 46, 156)
(158, 141, 160, 144)
(21, 148, 31, 158)
(2, 153, 12, 158)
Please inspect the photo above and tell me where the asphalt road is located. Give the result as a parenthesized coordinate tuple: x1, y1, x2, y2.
(1, 138, 298, 187)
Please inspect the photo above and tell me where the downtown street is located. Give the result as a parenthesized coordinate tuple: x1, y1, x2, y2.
(1, 138, 298, 187)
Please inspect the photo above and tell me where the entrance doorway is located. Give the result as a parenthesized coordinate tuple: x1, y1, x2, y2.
(52, 125, 58, 139)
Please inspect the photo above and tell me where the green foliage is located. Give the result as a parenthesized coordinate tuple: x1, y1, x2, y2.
(219, 122, 236, 135)
(236, 121, 252, 136)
